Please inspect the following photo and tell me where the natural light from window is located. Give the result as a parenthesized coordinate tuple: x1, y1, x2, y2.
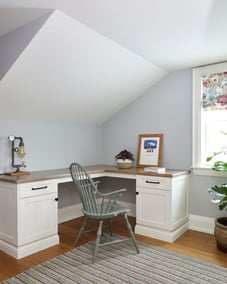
(193, 62, 227, 176)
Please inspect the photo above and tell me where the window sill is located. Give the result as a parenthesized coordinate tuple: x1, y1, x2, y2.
(192, 166, 227, 177)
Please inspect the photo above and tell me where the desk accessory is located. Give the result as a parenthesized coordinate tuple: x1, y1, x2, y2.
(143, 167, 166, 173)
(7, 135, 29, 175)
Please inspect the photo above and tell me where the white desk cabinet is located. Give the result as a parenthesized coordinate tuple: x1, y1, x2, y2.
(0, 166, 189, 258)
(0, 180, 59, 259)
(135, 173, 189, 242)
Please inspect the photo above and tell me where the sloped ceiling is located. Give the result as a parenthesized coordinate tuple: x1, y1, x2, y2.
(0, 0, 227, 123)
(0, 10, 165, 123)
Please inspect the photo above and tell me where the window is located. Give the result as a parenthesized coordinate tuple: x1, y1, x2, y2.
(192, 62, 227, 176)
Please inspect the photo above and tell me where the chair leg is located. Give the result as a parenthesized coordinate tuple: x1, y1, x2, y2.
(123, 213, 140, 254)
(108, 218, 113, 235)
(74, 216, 89, 246)
(93, 220, 103, 263)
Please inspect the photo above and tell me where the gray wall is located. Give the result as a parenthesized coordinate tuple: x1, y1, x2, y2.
(58, 177, 136, 209)
(189, 174, 226, 218)
(102, 69, 192, 169)
(0, 118, 102, 173)
(102, 69, 226, 218)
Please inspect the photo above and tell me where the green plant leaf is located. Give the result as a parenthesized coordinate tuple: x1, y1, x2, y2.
(115, 149, 135, 161)
(219, 201, 227, 211)
(210, 184, 227, 195)
(212, 161, 227, 171)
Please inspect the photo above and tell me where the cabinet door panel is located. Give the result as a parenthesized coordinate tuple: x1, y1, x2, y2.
(136, 187, 171, 229)
(18, 193, 58, 245)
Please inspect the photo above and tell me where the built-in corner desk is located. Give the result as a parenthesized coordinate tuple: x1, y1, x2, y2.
(0, 165, 189, 259)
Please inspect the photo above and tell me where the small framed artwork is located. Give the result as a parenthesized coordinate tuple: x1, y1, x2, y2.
(137, 134, 163, 167)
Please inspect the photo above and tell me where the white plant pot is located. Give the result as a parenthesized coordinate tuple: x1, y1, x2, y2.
(117, 159, 133, 169)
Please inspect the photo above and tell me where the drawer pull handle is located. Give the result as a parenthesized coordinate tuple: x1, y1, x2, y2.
(55, 198, 59, 201)
(145, 181, 160, 184)
(32, 186, 48, 190)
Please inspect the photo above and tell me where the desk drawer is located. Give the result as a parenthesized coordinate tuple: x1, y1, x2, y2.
(19, 181, 57, 198)
(136, 175, 171, 190)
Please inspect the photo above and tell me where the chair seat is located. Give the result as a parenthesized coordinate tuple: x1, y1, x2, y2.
(83, 202, 130, 219)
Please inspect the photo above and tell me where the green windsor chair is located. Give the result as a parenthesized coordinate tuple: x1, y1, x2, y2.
(69, 162, 139, 263)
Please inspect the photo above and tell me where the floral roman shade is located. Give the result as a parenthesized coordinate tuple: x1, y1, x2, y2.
(202, 72, 227, 110)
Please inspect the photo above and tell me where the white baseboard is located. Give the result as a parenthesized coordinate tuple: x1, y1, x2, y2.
(58, 201, 136, 224)
(189, 214, 215, 234)
(58, 204, 214, 236)
(135, 221, 189, 243)
(0, 235, 59, 259)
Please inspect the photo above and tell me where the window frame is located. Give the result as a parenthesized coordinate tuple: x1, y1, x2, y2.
(192, 62, 227, 177)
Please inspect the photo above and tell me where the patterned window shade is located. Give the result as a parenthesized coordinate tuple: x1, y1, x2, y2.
(202, 72, 227, 111)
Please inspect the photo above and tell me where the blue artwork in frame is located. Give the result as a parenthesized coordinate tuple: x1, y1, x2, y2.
(144, 139, 157, 152)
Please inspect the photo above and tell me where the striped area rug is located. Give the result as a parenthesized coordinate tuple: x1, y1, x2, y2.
(2, 235, 227, 284)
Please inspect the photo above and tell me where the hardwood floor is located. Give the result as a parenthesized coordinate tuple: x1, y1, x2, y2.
(0, 216, 226, 282)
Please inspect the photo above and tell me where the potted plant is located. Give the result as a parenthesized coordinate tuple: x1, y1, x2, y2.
(207, 131, 227, 252)
(115, 149, 135, 169)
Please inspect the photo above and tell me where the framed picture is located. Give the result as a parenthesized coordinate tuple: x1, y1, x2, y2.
(136, 134, 163, 167)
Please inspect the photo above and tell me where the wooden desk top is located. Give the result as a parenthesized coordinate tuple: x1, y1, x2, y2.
(0, 165, 189, 184)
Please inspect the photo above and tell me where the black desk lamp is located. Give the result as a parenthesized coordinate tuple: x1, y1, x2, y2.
(8, 135, 26, 172)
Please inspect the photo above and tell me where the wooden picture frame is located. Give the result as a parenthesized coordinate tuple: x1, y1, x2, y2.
(136, 134, 163, 168)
